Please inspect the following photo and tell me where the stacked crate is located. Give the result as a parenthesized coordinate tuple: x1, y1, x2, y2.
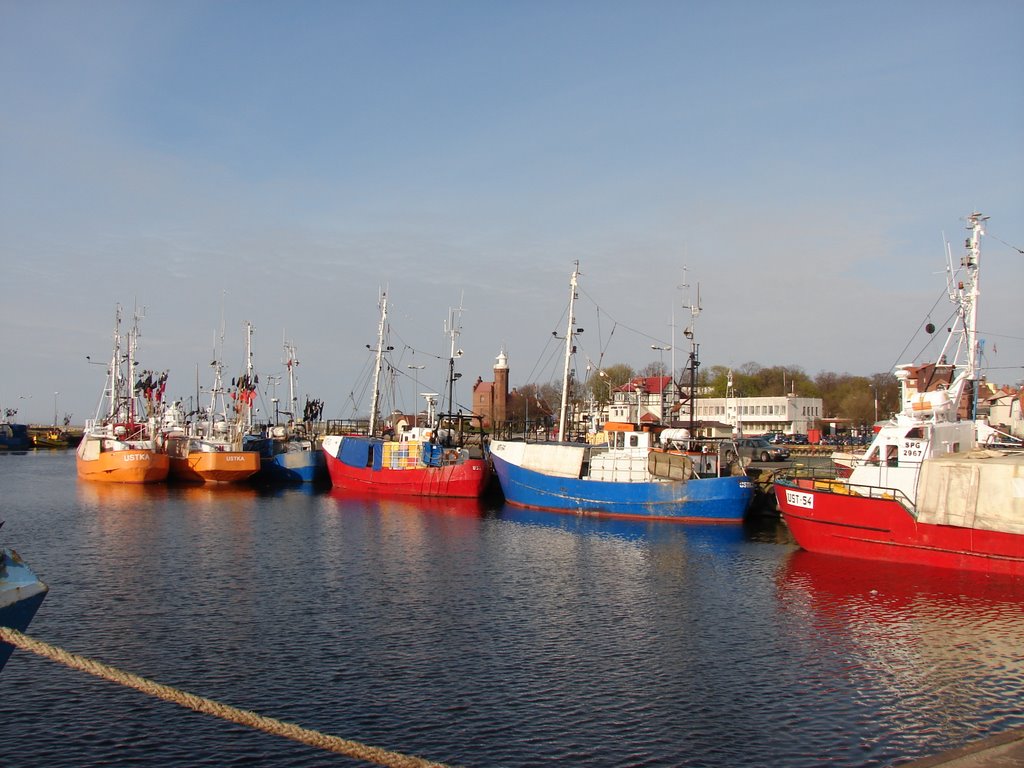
(383, 440, 426, 470)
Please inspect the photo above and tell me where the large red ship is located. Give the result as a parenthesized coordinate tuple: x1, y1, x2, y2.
(774, 213, 1024, 577)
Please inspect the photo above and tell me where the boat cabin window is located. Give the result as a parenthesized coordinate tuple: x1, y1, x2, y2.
(885, 445, 898, 466)
(905, 427, 925, 438)
(629, 434, 639, 448)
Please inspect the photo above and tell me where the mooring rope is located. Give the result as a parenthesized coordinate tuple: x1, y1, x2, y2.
(0, 627, 454, 768)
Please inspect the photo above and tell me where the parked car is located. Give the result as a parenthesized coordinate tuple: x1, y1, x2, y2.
(734, 437, 790, 462)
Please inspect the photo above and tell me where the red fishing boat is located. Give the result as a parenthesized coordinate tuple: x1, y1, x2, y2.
(774, 213, 1024, 577)
(322, 291, 491, 498)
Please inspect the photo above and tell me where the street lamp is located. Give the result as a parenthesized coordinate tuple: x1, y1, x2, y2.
(407, 365, 425, 426)
(650, 344, 670, 372)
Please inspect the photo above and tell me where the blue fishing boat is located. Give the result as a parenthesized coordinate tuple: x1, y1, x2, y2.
(490, 427, 754, 522)
(246, 340, 326, 484)
(0, 411, 31, 451)
(0, 525, 48, 673)
(489, 264, 754, 523)
(249, 424, 326, 484)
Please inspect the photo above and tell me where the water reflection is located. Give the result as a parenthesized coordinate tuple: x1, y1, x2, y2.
(253, 480, 329, 498)
(778, 548, 1024, 610)
(323, 488, 490, 519)
(776, 549, 1024, 743)
(76, 479, 171, 511)
(497, 505, 747, 549)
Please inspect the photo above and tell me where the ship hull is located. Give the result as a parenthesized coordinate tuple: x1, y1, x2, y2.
(76, 444, 170, 483)
(491, 451, 753, 522)
(260, 450, 327, 484)
(169, 452, 261, 483)
(323, 436, 490, 498)
(0, 423, 32, 451)
(246, 436, 327, 484)
(325, 453, 490, 497)
(774, 479, 1024, 577)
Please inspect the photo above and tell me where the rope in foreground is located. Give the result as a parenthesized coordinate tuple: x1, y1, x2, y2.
(0, 627, 454, 768)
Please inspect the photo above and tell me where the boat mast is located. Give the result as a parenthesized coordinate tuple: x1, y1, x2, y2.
(208, 329, 224, 433)
(100, 305, 123, 422)
(443, 297, 465, 422)
(680, 269, 702, 436)
(285, 339, 298, 425)
(943, 212, 986, 418)
(368, 291, 387, 436)
(557, 263, 580, 443)
(963, 212, 985, 407)
(126, 305, 142, 424)
(244, 321, 255, 430)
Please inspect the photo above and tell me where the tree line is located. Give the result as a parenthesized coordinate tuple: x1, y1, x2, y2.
(504, 361, 901, 431)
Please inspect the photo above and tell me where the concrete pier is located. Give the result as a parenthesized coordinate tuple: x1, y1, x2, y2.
(899, 727, 1024, 767)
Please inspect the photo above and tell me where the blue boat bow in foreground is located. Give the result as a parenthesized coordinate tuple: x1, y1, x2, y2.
(0, 546, 48, 673)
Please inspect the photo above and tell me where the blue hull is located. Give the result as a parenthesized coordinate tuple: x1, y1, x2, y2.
(245, 435, 327, 484)
(0, 548, 48, 672)
(491, 452, 753, 522)
(0, 422, 31, 451)
(259, 451, 327, 484)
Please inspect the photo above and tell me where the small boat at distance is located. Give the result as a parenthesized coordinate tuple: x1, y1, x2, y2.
(0, 413, 31, 451)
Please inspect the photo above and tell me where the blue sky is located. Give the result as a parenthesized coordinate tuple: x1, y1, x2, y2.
(2, 0, 1022, 425)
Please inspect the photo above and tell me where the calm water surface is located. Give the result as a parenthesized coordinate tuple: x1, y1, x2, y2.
(2, 450, 1023, 767)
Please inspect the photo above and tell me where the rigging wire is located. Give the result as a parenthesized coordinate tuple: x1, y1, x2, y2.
(990, 233, 1024, 255)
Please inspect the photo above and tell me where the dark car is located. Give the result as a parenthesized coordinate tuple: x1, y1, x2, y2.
(735, 437, 790, 462)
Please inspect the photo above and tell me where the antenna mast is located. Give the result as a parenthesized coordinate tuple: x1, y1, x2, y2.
(443, 294, 465, 420)
(557, 263, 580, 442)
(678, 267, 702, 435)
(369, 290, 388, 435)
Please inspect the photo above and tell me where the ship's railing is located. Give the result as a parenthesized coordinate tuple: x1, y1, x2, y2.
(492, 419, 589, 443)
(775, 466, 916, 514)
(323, 419, 370, 436)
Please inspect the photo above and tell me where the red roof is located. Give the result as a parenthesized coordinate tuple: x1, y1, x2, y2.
(619, 376, 673, 394)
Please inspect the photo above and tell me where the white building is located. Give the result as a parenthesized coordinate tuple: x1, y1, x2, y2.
(606, 376, 673, 425)
(691, 395, 823, 436)
(985, 387, 1024, 439)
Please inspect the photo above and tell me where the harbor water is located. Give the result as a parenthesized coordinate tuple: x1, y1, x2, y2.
(2, 450, 1024, 767)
